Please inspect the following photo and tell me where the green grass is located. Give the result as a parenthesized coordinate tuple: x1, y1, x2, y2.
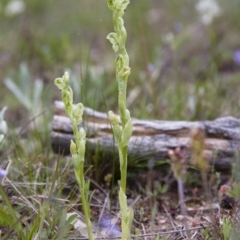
(0, 0, 239, 119)
(1, 0, 240, 239)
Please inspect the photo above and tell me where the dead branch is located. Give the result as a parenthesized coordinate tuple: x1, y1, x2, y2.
(51, 101, 240, 172)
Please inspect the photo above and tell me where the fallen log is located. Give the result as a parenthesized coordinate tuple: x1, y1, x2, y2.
(51, 101, 240, 172)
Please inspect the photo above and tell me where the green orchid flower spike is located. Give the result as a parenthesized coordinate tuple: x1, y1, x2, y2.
(54, 72, 94, 240)
(106, 0, 133, 239)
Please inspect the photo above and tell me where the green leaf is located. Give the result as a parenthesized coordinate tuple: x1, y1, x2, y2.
(0, 106, 8, 134)
(119, 187, 127, 219)
(113, 125, 122, 143)
(127, 207, 134, 232)
(66, 213, 78, 225)
(222, 217, 233, 240)
(108, 111, 122, 142)
(26, 212, 40, 240)
(0, 186, 23, 236)
(0, 208, 13, 226)
(228, 183, 240, 199)
(32, 79, 43, 114)
(19, 62, 31, 93)
(0, 106, 8, 122)
(121, 220, 130, 240)
(4, 77, 32, 110)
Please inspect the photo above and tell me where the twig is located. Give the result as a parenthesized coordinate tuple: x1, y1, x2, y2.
(69, 225, 205, 239)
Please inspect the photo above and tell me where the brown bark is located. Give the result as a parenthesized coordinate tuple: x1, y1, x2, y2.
(51, 101, 240, 172)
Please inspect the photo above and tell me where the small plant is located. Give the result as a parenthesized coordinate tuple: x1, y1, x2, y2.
(222, 216, 234, 240)
(106, 0, 134, 239)
(4, 63, 44, 119)
(190, 128, 210, 200)
(0, 186, 24, 239)
(168, 147, 187, 218)
(153, 182, 168, 196)
(227, 182, 240, 200)
(54, 72, 94, 239)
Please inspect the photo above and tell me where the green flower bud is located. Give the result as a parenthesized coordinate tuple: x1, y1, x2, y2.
(77, 128, 86, 157)
(108, 111, 119, 125)
(125, 109, 130, 120)
(71, 139, 80, 169)
(107, 32, 119, 52)
(62, 72, 70, 85)
(54, 78, 64, 90)
(119, 26, 127, 46)
(118, 17, 124, 31)
(107, 0, 115, 11)
(108, 111, 122, 142)
(78, 140, 86, 158)
(72, 152, 80, 170)
(75, 129, 81, 142)
(118, 66, 131, 79)
(54, 72, 70, 90)
(73, 103, 84, 124)
(122, 118, 132, 147)
(115, 54, 124, 72)
(65, 101, 73, 119)
(62, 88, 73, 105)
(79, 128, 86, 139)
(118, 9, 125, 18)
(70, 140, 77, 154)
(116, 0, 129, 12)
